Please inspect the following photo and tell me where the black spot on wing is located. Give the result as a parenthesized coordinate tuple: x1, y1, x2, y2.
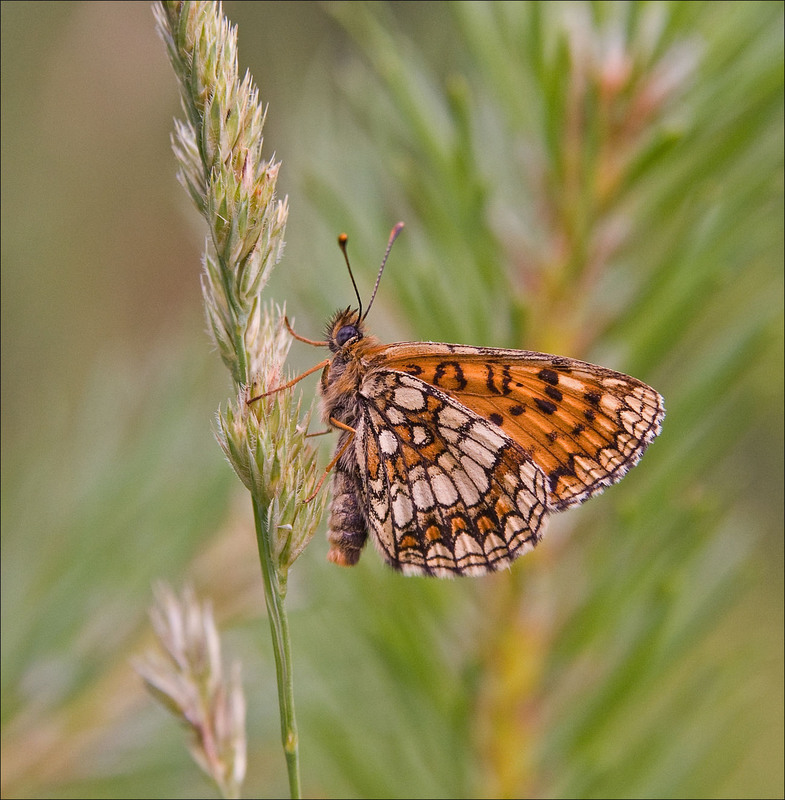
(545, 385, 563, 402)
(433, 360, 467, 391)
(484, 363, 513, 395)
(548, 461, 576, 492)
(534, 397, 557, 415)
(538, 368, 559, 385)
(584, 390, 602, 406)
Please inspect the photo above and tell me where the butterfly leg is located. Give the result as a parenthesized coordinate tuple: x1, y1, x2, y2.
(247, 358, 331, 404)
(303, 418, 356, 503)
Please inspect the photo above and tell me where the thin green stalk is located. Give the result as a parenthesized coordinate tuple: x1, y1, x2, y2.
(154, 3, 326, 795)
(252, 500, 301, 799)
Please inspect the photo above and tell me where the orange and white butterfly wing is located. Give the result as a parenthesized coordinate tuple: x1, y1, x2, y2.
(355, 369, 549, 577)
(376, 343, 665, 511)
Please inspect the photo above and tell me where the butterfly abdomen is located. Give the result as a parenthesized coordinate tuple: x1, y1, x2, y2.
(326, 448, 368, 567)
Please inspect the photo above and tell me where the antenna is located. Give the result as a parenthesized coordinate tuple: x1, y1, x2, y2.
(363, 222, 404, 320)
(338, 232, 363, 320)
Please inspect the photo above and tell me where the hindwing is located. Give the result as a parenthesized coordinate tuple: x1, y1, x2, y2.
(355, 369, 549, 577)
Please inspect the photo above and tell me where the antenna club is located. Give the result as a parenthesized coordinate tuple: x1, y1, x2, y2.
(338, 233, 348, 246)
(388, 222, 405, 247)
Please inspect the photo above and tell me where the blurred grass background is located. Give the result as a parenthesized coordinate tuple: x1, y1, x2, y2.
(1, 2, 782, 798)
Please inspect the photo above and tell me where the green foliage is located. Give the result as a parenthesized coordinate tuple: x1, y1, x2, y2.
(292, 2, 783, 798)
(1, 2, 781, 799)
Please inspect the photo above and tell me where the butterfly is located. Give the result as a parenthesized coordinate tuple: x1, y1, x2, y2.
(275, 224, 664, 578)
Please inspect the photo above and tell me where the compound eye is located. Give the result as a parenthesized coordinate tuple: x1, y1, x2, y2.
(335, 325, 359, 346)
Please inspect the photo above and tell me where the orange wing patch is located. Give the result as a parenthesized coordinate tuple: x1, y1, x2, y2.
(378, 344, 664, 510)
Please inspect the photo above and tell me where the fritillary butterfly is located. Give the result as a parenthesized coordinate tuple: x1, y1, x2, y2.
(287, 225, 664, 577)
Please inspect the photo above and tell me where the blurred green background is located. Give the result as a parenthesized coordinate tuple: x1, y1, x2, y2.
(2, 1, 782, 798)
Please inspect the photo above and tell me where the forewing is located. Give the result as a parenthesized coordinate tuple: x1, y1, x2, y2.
(376, 343, 665, 510)
(356, 369, 549, 577)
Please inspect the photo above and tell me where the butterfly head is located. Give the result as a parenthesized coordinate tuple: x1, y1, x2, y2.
(325, 307, 367, 353)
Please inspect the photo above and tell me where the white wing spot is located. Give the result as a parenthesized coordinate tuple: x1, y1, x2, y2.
(519, 462, 542, 494)
(394, 386, 426, 411)
(440, 425, 462, 445)
(600, 393, 622, 414)
(460, 455, 490, 493)
(455, 533, 484, 557)
(616, 432, 635, 452)
(437, 451, 459, 472)
(484, 532, 508, 556)
(625, 392, 646, 416)
(379, 430, 399, 454)
(504, 513, 528, 539)
(598, 448, 625, 470)
(412, 425, 430, 445)
(620, 408, 642, 436)
(472, 424, 506, 452)
(412, 477, 435, 510)
(399, 374, 424, 388)
(573, 455, 602, 482)
(515, 486, 535, 510)
(430, 471, 458, 505)
(465, 439, 497, 469)
(371, 497, 389, 523)
(386, 407, 405, 424)
(453, 470, 481, 507)
(437, 405, 470, 431)
(426, 542, 453, 564)
(392, 494, 413, 526)
(558, 375, 585, 393)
